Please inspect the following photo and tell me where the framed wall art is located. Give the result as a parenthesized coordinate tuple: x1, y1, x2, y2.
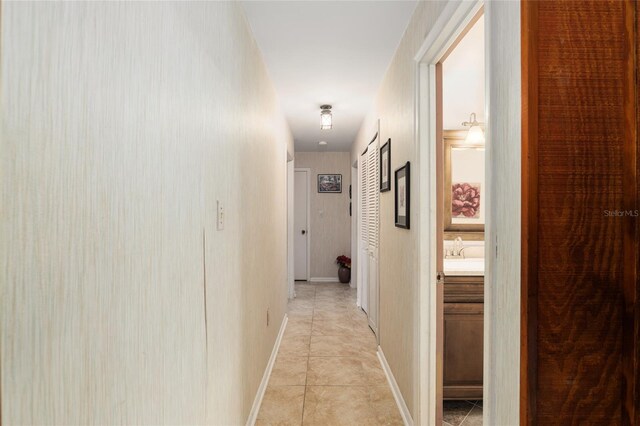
(394, 161, 410, 229)
(380, 138, 391, 192)
(443, 130, 485, 239)
(317, 174, 342, 193)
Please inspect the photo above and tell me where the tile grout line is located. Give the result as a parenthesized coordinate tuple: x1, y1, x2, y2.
(457, 404, 474, 426)
(299, 283, 316, 425)
(465, 399, 481, 408)
(290, 284, 390, 424)
(315, 284, 385, 424)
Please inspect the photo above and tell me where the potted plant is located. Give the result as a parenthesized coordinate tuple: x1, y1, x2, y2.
(336, 255, 351, 283)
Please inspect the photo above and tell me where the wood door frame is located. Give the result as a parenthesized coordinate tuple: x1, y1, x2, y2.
(520, 1, 538, 422)
(293, 168, 311, 282)
(414, 1, 485, 424)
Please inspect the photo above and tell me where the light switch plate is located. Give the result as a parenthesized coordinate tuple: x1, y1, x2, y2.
(217, 200, 224, 230)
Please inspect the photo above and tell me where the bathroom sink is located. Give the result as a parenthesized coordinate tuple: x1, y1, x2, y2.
(443, 258, 484, 276)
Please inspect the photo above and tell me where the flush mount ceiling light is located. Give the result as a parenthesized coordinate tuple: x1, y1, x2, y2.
(462, 112, 485, 144)
(318, 141, 328, 146)
(320, 105, 332, 130)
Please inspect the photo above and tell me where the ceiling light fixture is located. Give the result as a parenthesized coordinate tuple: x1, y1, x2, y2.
(318, 141, 328, 146)
(462, 112, 485, 144)
(320, 105, 332, 130)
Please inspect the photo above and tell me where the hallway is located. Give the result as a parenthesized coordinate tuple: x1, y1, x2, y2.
(256, 282, 402, 425)
(4, 1, 640, 424)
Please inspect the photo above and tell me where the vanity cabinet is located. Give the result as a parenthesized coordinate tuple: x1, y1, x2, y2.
(443, 275, 483, 400)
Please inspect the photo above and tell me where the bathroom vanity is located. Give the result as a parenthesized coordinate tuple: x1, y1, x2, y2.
(440, 130, 485, 400)
(443, 259, 484, 400)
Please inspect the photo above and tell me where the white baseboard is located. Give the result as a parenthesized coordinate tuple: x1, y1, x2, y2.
(309, 277, 340, 283)
(246, 314, 288, 426)
(378, 346, 414, 426)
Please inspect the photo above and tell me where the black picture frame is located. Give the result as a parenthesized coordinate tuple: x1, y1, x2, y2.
(394, 161, 410, 229)
(317, 174, 342, 193)
(380, 138, 391, 192)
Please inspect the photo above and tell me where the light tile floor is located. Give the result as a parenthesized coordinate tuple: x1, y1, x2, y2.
(443, 400, 482, 426)
(256, 281, 403, 426)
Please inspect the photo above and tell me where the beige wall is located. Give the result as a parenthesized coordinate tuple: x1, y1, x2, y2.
(295, 152, 352, 280)
(1, 2, 292, 424)
(352, 1, 522, 423)
(351, 2, 448, 419)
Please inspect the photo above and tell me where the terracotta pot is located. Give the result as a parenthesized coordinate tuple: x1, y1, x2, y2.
(338, 266, 351, 283)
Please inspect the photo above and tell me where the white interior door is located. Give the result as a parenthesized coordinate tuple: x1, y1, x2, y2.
(287, 158, 295, 298)
(367, 136, 380, 336)
(294, 169, 309, 280)
(359, 153, 369, 313)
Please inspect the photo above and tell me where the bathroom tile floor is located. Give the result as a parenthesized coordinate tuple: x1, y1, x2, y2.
(443, 400, 483, 426)
(256, 281, 403, 426)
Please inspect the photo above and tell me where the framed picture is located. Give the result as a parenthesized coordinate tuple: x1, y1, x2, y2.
(395, 161, 410, 229)
(380, 138, 391, 192)
(318, 174, 342, 193)
(443, 130, 485, 239)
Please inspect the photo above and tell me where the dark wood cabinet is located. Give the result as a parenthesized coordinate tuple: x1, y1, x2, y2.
(443, 275, 483, 400)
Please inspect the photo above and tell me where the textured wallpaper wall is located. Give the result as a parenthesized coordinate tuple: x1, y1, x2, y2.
(351, 1, 522, 424)
(294, 152, 352, 280)
(351, 2, 448, 420)
(1, 2, 292, 424)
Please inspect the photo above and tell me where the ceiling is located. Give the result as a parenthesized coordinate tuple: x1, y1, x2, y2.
(242, 1, 417, 152)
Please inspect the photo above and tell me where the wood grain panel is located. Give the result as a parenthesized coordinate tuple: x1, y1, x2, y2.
(635, 7, 640, 425)
(622, 2, 638, 424)
(521, 1, 539, 422)
(522, 0, 638, 424)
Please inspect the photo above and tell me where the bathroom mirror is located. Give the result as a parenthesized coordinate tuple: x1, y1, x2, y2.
(444, 130, 485, 240)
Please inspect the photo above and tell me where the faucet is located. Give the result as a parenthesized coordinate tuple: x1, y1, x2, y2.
(445, 237, 466, 259)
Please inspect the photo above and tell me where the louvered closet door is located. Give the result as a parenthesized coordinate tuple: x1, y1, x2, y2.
(359, 153, 369, 314)
(367, 139, 380, 336)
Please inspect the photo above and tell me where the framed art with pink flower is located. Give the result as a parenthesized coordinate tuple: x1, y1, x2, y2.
(452, 182, 481, 217)
(443, 130, 485, 238)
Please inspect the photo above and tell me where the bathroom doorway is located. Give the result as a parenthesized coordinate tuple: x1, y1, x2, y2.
(438, 10, 485, 426)
(415, 1, 485, 424)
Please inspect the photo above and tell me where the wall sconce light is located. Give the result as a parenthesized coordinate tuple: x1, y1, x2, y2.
(462, 112, 485, 144)
(320, 105, 332, 130)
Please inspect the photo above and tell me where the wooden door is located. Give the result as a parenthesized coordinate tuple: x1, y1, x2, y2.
(521, 1, 639, 424)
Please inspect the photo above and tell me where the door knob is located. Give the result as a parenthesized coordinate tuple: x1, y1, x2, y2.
(302, 230, 306, 235)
